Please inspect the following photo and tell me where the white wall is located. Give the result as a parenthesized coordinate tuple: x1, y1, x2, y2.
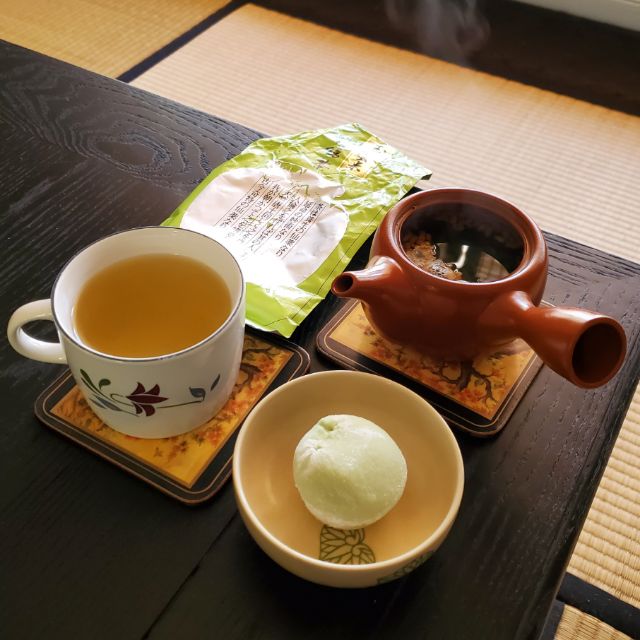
(515, 0, 640, 31)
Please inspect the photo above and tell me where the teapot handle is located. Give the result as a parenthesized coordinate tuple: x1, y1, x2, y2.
(482, 291, 626, 388)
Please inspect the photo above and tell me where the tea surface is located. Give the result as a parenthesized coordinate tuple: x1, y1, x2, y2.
(74, 254, 231, 357)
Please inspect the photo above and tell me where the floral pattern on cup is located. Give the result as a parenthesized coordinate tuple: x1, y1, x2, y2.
(319, 526, 375, 565)
(80, 368, 221, 418)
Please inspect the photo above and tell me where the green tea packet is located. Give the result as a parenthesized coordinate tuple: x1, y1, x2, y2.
(163, 123, 429, 337)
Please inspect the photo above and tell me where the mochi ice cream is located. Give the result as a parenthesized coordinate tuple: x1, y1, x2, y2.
(293, 415, 407, 529)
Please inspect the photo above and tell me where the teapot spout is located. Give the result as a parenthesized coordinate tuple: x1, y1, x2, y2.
(484, 292, 626, 388)
(332, 258, 406, 305)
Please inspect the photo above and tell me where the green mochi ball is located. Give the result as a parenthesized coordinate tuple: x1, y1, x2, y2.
(293, 415, 407, 529)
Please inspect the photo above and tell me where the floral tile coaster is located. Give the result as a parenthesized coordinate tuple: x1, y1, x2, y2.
(317, 301, 543, 437)
(35, 330, 309, 503)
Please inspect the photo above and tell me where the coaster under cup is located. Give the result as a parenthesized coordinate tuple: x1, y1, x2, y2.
(35, 329, 309, 503)
(317, 301, 543, 437)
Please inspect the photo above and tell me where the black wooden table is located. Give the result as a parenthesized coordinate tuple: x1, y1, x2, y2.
(1, 41, 639, 640)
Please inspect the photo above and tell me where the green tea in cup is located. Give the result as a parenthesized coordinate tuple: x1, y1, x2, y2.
(74, 253, 231, 358)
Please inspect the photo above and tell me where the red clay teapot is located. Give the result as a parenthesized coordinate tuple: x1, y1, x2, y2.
(331, 188, 626, 388)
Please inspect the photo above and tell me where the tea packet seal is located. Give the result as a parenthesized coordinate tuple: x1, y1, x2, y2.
(163, 123, 430, 337)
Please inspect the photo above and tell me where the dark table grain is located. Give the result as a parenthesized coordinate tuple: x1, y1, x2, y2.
(1, 41, 639, 640)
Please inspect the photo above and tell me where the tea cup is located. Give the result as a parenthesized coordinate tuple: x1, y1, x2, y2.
(7, 227, 245, 438)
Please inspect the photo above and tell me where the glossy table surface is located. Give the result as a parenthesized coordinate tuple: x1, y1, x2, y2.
(1, 41, 639, 640)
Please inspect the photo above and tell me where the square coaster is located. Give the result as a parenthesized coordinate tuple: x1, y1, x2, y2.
(35, 329, 309, 503)
(317, 301, 543, 437)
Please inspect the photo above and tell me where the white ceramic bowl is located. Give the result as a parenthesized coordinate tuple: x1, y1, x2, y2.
(233, 370, 464, 588)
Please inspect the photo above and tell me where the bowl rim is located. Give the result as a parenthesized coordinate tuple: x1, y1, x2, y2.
(233, 370, 465, 573)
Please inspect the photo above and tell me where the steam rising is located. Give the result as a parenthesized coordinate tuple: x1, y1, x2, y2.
(385, 0, 488, 64)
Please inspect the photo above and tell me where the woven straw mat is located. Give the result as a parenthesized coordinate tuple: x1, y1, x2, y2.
(0, 0, 229, 77)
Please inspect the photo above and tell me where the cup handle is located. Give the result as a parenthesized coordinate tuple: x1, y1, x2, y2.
(7, 299, 67, 364)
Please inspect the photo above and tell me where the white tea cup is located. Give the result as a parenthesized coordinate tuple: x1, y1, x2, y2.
(7, 227, 245, 438)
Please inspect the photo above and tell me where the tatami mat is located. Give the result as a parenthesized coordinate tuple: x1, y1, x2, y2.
(568, 392, 640, 608)
(132, 4, 640, 264)
(131, 3, 640, 617)
(0, 0, 229, 77)
(556, 605, 632, 640)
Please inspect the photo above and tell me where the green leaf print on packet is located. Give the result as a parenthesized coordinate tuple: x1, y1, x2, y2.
(163, 123, 430, 337)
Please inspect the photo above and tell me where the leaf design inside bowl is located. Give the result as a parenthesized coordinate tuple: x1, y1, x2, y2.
(319, 526, 375, 565)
